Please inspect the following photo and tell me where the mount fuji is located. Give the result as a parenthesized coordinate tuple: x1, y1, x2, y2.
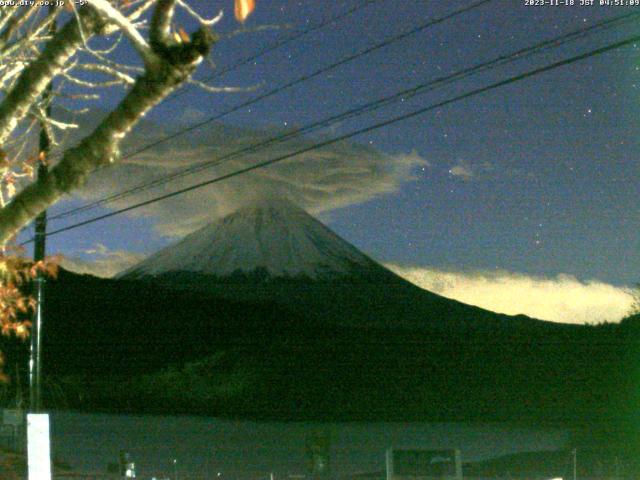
(119, 198, 388, 281)
(34, 199, 632, 426)
(118, 198, 536, 329)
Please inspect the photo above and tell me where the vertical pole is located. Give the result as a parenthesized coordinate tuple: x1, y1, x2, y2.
(29, 94, 50, 413)
(29, 6, 55, 414)
(572, 448, 577, 480)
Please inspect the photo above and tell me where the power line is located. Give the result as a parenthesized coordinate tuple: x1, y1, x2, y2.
(46, 1, 381, 167)
(49, 8, 640, 222)
(34, 33, 640, 241)
(118, 0, 491, 154)
(173, 0, 382, 98)
(45, 0, 493, 221)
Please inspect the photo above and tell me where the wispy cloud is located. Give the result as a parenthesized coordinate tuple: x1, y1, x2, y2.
(448, 160, 493, 181)
(74, 118, 428, 237)
(449, 164, 475, 180)
(60, 243, 145, 278)
(385, 264, 634, 324)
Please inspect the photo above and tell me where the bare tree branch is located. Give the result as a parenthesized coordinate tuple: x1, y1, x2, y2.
(0, 22, 216, 243)
(0, 5, 40, 48)
(176, 1, 223, 27)
(86, 0, 157, 66)
(187, 77, 260, 93)
(150, 0, 178, 48)
(0, 7, 105, 145)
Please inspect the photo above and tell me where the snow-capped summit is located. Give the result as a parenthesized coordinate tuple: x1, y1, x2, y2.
(117, 198, 532, 330)
(119, 198, 383, 281)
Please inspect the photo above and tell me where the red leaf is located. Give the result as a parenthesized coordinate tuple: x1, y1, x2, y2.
(234, 0, 255, 23)
(178, 27, 190, 43)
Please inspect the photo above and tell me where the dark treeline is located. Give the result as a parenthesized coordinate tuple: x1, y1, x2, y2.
(1, 269, 638, 450)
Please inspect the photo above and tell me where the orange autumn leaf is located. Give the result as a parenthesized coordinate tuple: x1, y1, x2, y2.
(22, 163, 34, 179)
(14, 323, 29, 340)
(44, 260, 59, 279)
(15, 297, 26, 313)
(0, 150, 9, 169)
(178, 28, 190, 43)
(5, 181, 15, 199)
(38, 150, 47, 166)
(234, 0, 255, 23)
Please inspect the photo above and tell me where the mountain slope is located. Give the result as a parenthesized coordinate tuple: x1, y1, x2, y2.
(118, 198, 545, 330)
(29, 268, 635, 427)
(15, 199, 635, 429)
(119, 198, 388, 280)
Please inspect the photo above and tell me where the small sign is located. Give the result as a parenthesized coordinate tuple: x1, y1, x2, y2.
(2, 409, 23, 427)
(27, 413, 52, 480)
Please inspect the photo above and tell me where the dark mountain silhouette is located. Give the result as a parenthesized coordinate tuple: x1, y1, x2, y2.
(117, 198, 550, 331)
(1, 200, 634, 448)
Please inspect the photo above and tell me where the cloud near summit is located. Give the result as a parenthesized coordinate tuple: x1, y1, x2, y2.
(76, 118, 427, 237)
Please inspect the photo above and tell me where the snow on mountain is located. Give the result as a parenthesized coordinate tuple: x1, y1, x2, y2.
(118, 198, 384, 280)
(111, 197, 547, 334)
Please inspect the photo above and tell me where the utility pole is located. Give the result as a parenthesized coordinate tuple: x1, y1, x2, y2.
(28, 130, 48, 412)
(29, 148, 48, 413)
(26, 9, 56, 480)
(29, 5, 55, 415)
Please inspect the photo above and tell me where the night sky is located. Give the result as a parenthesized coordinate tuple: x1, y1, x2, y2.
(36, 0, 640, 323)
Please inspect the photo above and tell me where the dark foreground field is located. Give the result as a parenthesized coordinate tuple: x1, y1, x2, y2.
(2, 269, 638, 450)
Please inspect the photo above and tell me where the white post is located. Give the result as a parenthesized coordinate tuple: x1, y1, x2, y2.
(27, 413, 52, 480)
